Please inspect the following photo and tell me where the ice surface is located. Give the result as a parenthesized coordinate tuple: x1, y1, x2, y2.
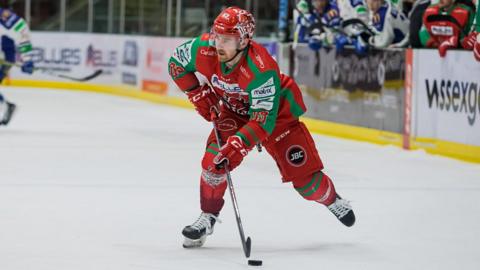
(1, 87, 479, 270)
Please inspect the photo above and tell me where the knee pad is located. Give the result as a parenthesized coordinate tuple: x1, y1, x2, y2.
(292, 171, 337, 206)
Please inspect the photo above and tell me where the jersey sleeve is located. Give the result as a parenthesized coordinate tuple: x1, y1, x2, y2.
(234, 56, 281, 148)
(370, 7, 395, 48)
(168, 36, 201, 92)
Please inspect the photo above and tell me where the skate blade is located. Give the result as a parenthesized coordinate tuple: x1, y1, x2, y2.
(182, 236, 206, 248)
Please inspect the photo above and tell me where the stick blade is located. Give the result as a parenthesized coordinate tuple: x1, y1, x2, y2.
(58, 69, 103, 82)
(245, 236, 251, 258)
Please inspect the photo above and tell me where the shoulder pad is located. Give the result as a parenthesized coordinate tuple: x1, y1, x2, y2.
(248, 42, 278, 73)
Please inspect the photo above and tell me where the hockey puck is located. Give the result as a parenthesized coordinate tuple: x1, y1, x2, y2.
(248, 259, 263, 266)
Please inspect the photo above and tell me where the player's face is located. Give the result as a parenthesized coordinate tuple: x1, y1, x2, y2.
(367, 0, 383, 12)
(214, 34, 241, 62)
(312, 0, 327, 12)
(439, 0, 454, 8)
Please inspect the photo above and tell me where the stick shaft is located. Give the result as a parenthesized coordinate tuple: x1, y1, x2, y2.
(212, 120, 251, 258)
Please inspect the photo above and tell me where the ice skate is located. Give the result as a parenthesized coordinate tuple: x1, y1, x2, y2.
(0, 102, 16, 126)
(182, 212, 220, 248)
(327, 195, 356, 227)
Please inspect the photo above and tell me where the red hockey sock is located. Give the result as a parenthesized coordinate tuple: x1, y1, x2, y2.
(293, 171, 337, 206)
(200, 148, 228, 213)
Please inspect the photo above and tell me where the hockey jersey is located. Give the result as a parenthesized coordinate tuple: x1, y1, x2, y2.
(369, 1, 410, 48)
(0, 8, 32, 62)
(168, 33, 306, 148)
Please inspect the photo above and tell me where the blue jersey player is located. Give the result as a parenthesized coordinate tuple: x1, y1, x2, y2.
(0, 5, 34, 126)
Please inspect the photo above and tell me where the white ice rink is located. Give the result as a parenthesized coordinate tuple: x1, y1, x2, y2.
(1, 87, 479, 270)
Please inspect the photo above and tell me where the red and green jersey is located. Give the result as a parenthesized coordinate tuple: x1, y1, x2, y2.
(420, 2, 476, 47)
(168, 33, 306, 148)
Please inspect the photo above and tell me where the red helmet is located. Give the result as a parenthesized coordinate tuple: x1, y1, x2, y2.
(212, 6, 255, 40)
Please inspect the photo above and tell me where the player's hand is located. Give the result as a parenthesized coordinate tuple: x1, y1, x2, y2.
(473, 33, 480, 62)
(21, 60, 34, 74)
(186, 84, 219, 122)
(438, 36, 458, 57)
(213, 136, 248, 171)
(461, 31, 477, 50)
(308, 28, 324, 51)
(322, 10, 341, 28)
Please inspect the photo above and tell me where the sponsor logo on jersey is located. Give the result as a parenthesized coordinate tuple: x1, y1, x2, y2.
(251, 77, 276, 110)
(286, 145, 307, 167)
(217, 118, 238, 131)
(431, 26, 454, 36)
(200, 48, 217, 56)
(211, 74, 242, 93)
(252, 77, 276, 98)
(240, 65, 251, 79)
(173, 39, 193, 67)
(169, 62, 185, 78)
(251, 96, 274, 110)
(251, 111, 269, 125)
(254, 52, 265, 68)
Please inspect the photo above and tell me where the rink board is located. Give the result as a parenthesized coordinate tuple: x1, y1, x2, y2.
(3, 32, 480, 163)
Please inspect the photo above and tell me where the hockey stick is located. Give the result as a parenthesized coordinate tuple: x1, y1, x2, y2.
(211, 111, 252, 258)
(0, 59, 103, 82)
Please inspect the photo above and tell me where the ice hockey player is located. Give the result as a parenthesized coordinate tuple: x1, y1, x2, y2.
(366, 0, 410, 48)
(294, 0, 370, 54)
(168, 6, 356, 248)
(419, 0, 476, 57)
(294, 0, 343, 50)
(0, 4, 34, 126)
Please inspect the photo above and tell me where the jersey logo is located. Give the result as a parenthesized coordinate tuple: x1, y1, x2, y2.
(251, 77, 275, 98)
(172, 39, 193, 67)
(431, 26, 453, 36)
(169, 62, 185, 78)
(251, 111, 269, 125)
(286, 145, 307, 167)
(251, 96, 274, 110)
(251, 77, 276, 110)
(211, 74, 242, 93)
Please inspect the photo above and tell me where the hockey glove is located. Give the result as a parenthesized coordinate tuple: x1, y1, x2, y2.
(21, 61, 35, 74)
(461, 31, 477, 50)
(335, 34, 349, 53)
(213, 136, 248, 171)
(438, 36, 458, 57)
(186, 84, 219, 122)
(353, 36, 368, 56)
(474, 33, 480, 62)
(308, 29, 324, 51)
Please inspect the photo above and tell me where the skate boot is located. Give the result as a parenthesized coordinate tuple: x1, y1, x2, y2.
(182, 212, 220, 248)
(327, 195, 356, 227)
(0, 102, 16, 126)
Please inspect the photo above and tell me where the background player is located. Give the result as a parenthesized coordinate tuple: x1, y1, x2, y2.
(0, 3, 34, 126)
